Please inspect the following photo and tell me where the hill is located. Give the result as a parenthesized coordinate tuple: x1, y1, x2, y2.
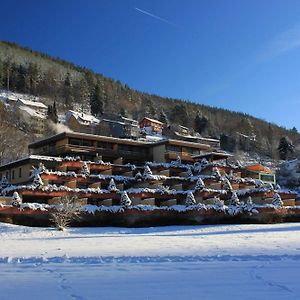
(0, 40, 299, 162)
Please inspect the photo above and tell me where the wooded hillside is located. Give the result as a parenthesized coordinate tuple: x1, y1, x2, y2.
(0, 40, 299, 160)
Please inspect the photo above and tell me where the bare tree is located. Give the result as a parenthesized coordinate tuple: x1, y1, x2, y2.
(50, 194, 81, 231)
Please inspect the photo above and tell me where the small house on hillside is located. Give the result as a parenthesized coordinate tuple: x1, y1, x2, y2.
(139, 117, 164, 134)
(65, 110, 100, 134)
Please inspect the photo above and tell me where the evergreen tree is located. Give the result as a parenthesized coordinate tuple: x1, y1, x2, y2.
(108, 178, 118, 192)
(0, 176, 8, 189)
(12, 191, 22, 207)
(278, 137, 294, 160)
(229, 191, 240, 206)
(158, 110, 168, 125)
(90, 83, 104, 116)
(213, 196, 224, 209)
(81, 162, 90, 176)
(185, 192, 196, 206)
(120, 191, 132, 207)
(272, 193, 283, 207)
(143, 165, 153, 177)
(33, 174, 44, 188)
(135, 171, 143, 181)
(63, 72, 73, 106)
(195, 177, 205, 190)
(194, 113, 208, 134)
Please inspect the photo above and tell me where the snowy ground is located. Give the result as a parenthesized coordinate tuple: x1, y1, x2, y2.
(1, 222, 300, 299)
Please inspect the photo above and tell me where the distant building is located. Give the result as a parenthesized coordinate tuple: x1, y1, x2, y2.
(139, 117, 164, 134)
(65, 110, 100, 134)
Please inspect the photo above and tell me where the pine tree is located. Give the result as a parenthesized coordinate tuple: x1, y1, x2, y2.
(0, 176, 8, 188)
(90, 83, 104, 116)
(135, 171, 143, 181)
(33, 174, 44, 188)
(108, 178, 118, 192)
(12, 191, 22, 207)
(143, 165, 153, 177)
(187, 168, 193, 177)
(195, 177, 205, 190)
(185, 192, 196, 206)
(278, 137, 294, 160)
(81, 162, 90, 176)
(120, 191, 132, 207)
(272, 193, 283, 207)
(246, 196, 253, 205)
(229, 191, 240, 206)
(213, 196, 224, 209)
(194, 113, 208, 134)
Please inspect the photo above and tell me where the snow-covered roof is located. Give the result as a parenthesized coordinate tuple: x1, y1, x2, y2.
(17, 99, 47, 109)
(66, 110, 100, 125)
(19, 106, 47, 119)
(0, 155, 63, 170)
(140, 117, 164, 125)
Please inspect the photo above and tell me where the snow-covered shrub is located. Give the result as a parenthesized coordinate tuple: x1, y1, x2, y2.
(81, 162, 90, 177)
(108, 178, 118, 192)
(143, 165, 153, 178)
(195, 177, 205, 191)
(33, 174, 44, 188)
(212, 196, 224, 211)
(120, 192, 132, 207)
(228, 191, 240, 206)
(185, 192, 196, 206)
(135, 171, 143, 181)
(272, 193, 283, 207)
(50, 195, 81, 231)
(0, 176, 9, 189)
(12, 191, 22, 207)
(175, 156, 182, 165)
(187, 168, 193, 177)
(242, 196, 258, 215)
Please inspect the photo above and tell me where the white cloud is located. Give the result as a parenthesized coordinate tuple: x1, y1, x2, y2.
(263, 22, 300, 59)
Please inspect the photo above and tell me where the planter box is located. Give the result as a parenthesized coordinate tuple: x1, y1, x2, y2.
(100, 199, 113, 206)
(160, 199, 177, 207)
(141, 198, 156, 206)
(159, 169, 170, 177)
(283, 199, 295, 206)
(130, 196, 142, 206)
(89, 182, 101, 189)
(0, 197, 12, 205)
(64, 180, 77, 189)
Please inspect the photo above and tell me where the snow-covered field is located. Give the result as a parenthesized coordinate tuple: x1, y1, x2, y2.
(1, 222, 300, 299)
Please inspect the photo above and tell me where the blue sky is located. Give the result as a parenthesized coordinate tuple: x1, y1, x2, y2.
(1, 0, 300, 130)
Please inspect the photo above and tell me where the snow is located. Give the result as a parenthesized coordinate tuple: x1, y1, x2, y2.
(66, 110, 100, 125)
(1, 222, 300, 299)
(18, 105, 47, 119)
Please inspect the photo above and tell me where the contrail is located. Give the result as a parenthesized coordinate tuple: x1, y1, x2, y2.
(135, 7, 177, 27)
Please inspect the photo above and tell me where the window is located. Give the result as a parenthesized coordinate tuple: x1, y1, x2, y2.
(19, 168, 22, 178)
(69, 138, 93, 147)
(97, 142, 113, 149)
(259, 174, 275, 183)
(166, 145, 181, 153)
(12, 170, 15, 180)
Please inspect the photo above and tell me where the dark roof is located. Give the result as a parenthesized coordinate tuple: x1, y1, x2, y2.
(193, 152, 233, 161)
(29, 132, 213, 150)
